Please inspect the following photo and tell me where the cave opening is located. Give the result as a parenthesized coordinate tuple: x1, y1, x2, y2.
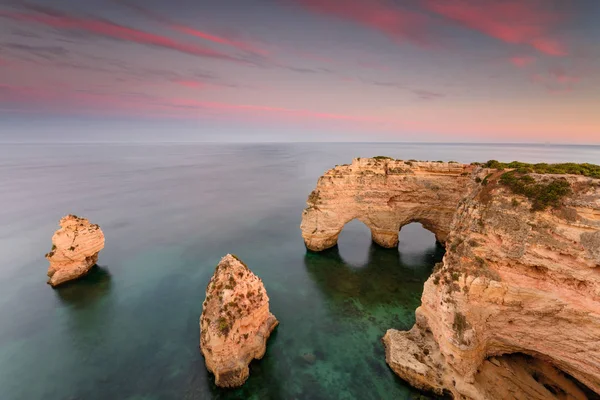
(476, 353, 599, 400)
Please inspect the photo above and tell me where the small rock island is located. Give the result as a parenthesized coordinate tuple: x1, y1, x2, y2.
(302, 158, 600, 399)
(200, 254, 278, 388)
(45, 214, 105, 287)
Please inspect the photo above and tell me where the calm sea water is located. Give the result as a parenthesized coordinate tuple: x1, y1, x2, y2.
(0, 143, 598, 400)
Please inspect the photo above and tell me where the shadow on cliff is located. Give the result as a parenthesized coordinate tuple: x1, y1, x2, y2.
(54, 265, 113, 308)
(303, 242, 444, 315)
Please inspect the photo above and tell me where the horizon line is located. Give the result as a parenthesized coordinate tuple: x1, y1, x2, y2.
(1, 140, 600, 147)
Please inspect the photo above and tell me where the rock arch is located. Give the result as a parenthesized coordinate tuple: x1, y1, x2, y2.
(302, 158, 600, 398)
(300, 158, 474, 251)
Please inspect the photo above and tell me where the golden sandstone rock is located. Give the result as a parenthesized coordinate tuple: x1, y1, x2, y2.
(45, 214, 105, 287)
(302, 158, 600, 399)
(301, 158, 473, 251)
(200, 254, 278, 388)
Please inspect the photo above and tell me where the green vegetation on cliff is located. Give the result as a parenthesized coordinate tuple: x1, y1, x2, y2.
(373, 156, 393, 160)
(500, 171, 572, 211)
(484, 160, 600, 178)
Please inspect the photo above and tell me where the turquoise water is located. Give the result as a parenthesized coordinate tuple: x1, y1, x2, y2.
(0, 143, 598, 400)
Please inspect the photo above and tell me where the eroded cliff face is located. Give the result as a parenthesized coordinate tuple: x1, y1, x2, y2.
(200, 254, 278, 388)
(302, 159, 600, 399)
(301, 158, 474, 251)
(382, 171, 600, 399)
(45, 214, 105, 287)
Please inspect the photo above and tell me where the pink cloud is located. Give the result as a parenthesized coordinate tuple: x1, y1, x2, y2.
(170, 25, 268, 55)
(423, 0, 568, 56)
(531, 66, 580, 92)
(0, 83, 393, 125)
(510, 55, 536, 68)
(0, 84, 181, 117)
(172, 80, 206, 89)
(293, 0, 431, 46)
(114, 0, 268, 55)
(549, 67, 580, 84)
(0, 10, 240, 62)
(2, 84, 596, 142)
(530, 37, 568, 57)
(166, 97, 385, 123)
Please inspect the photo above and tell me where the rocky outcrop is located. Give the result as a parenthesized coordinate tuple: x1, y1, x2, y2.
(301, 158, 473, 251)
(200, 254, 278, 388)
(45, 214, 105, 287)
(303, 159, 600, 399)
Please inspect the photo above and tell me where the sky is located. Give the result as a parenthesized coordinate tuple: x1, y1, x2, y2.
(0, 0, 599, 143)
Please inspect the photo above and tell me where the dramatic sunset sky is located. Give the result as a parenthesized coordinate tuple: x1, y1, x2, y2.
(0, 0, 599, 142)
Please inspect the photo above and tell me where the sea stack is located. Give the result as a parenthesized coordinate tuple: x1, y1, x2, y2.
(200, 254, 278, 388)
(45, 214, 105, 287)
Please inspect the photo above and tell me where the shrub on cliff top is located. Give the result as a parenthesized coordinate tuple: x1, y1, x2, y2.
(373, 156, 393, 160)
(484, 160, 600, 178)
(500, 171, 571, 211)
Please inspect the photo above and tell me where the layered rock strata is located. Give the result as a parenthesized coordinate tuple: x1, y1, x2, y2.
(302, 158, 600, 399)
(301, 158, 473, 251)
(45, 214, 105, 287)
(200, 254, 278, 388)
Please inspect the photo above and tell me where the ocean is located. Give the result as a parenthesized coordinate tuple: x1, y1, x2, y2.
(0, 142, 598, 399)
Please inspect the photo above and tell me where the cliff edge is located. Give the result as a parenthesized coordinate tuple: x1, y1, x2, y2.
(302, 158, 600, 399)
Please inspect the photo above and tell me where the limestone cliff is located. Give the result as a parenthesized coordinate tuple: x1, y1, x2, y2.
(301, 157, 473, 251)
(45, 214, 105, 287)
(200, 254, 278, 388)
(302, 158, 600, 399)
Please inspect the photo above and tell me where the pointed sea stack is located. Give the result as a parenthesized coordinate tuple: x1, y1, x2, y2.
(45, 214, 105, 287)
(200, 254, 278, 388)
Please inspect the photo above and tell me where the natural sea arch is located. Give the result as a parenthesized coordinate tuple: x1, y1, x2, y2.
(337, 219, 445, 259)
(300, 159, 473, 252)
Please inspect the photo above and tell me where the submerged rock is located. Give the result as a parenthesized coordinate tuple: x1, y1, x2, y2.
(200, 254, 278, 388)
(301, 352, 317, 365)
(45, 214, 105, 287)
